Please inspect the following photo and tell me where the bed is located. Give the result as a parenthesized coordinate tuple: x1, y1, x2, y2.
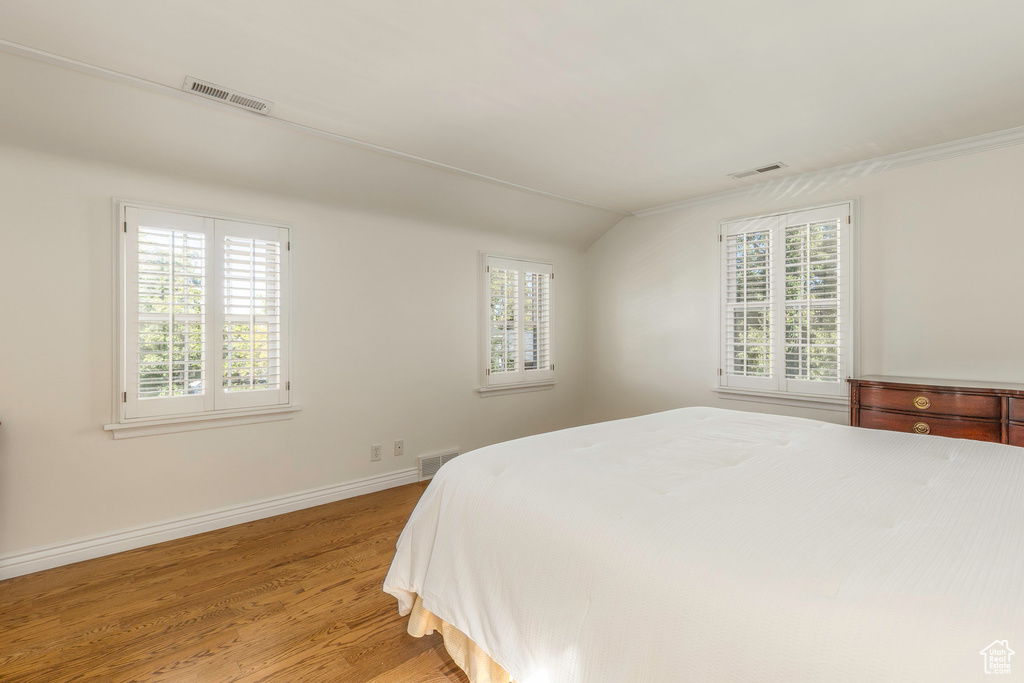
(383, 407, 1024, 682)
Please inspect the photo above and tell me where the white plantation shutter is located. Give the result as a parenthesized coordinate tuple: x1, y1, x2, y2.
(522, 268, 551, 379)
(125, 208, 213, 418)
(720, 202, 854, 399)
(721, 217, 774, 391)
(119, 205, 291, 423)
(215, 221, 289, 409)
(783, 209, 843, 393)
(484, 255, 553, 388)
(488, 261, 519, 382)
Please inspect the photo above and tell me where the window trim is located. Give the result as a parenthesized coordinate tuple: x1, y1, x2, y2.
(102, 404, 303, 439)
(715, 198, 859, 407)
(478, 251, 555, 395)
(106, 199, 297, 438)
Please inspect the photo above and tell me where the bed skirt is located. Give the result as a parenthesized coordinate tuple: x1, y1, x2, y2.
(407, 595, 516, 683)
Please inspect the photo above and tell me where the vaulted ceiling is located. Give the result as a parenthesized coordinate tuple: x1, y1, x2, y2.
(2, 0, 1023, 240)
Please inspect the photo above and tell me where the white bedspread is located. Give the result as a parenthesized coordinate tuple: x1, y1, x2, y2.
(384, 407, 1024, 682)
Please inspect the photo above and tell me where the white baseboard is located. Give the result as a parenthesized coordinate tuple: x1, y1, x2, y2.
(0, 467, 418, 581)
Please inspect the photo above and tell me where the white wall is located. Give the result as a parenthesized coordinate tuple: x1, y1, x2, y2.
(0, 143, 587, 560)
(585, 143, 1024, 424)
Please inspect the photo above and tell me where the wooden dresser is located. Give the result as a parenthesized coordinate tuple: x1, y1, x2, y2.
(848, 376, 1024, 447)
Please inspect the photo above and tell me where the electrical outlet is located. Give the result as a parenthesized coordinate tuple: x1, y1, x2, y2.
(371, 444, 382, 462)
(394, 440, 404, 457)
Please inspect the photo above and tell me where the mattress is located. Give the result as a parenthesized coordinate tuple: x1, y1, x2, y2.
(384, 407, 1024, 682)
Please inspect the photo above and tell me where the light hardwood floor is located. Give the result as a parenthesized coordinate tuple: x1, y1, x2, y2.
(0, 483, 469, 683)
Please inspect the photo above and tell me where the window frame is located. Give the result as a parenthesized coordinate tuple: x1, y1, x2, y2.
(106, 199, 298, 439)
(716, 199, 858, 409)
(478, 252, 555, 396)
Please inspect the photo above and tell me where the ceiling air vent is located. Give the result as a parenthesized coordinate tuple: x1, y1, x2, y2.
(729, 162, 788, 180)
(182, 77, 273, 115)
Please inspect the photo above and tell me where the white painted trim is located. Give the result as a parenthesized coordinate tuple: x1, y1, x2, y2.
(0, 467, 418, 580)
(635, 125, 1024, 218)
(114, 197, 291, 229)
(0, 38, 629, 218)
(717, 200, 857, 403)
(6, 37, 1020, 221)
(477, 381, 557, 396)
(715, 387, 848, 413)
(480, 250, 555, 269)
(111, 200, 295, 434)
(479, 251, 555, 390)
(111, 197, 125, 426)
(9, 40, 1020, 225)
(103, 404, 302, 439)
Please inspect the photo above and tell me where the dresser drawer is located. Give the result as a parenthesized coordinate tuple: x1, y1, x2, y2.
(1009, 398, 1024, 423)
(859, 409, 1002, 442)
(859, 386, 1000, 419)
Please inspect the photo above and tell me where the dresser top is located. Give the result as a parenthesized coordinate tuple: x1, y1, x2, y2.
(851, 375, 1024, 394)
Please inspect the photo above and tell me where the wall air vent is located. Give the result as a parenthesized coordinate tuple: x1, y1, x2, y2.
(729, 162, 788, 179)
(418, 450, 460, 481)
(182, 77, 273, 115)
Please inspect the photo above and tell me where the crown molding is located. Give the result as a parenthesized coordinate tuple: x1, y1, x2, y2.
(5, 37, 1021, 222)
(0, 38, 631, 217)
(634, 125, 1024, 218)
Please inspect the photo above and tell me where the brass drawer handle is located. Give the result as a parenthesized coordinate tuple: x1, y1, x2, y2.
(912, 396, 931, 410)
(913, 421, 930, 435)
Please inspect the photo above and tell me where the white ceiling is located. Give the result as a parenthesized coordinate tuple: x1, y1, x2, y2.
(2, 0, 1024, 220)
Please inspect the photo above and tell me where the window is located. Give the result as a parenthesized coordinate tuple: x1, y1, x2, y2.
(107, 202, 295, 437)
(480, 254, 553, 393)
(718, 201, 855, 403)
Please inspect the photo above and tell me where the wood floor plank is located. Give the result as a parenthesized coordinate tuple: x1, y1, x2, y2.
(363, 648, 460, 683)
(0, 483, 469, 683)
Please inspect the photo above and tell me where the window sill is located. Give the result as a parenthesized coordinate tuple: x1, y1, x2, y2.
(103, 404, 302, 439)
(477, 381, 556, 397)
(714, 388, 848, 413)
